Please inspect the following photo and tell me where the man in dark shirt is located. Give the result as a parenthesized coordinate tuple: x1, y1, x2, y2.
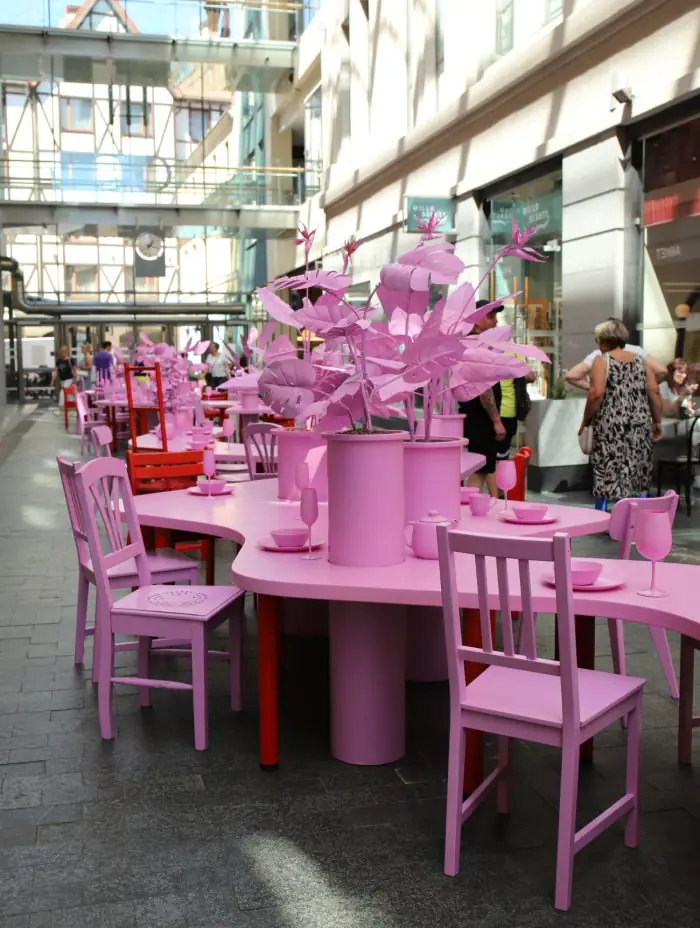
(52, 346, 76, 413)
(93, 341, 114, 382)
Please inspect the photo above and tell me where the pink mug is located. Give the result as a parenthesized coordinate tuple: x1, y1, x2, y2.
(469, 494, 496, 517)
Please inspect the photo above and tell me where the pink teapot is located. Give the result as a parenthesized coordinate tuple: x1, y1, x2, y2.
(406, 510, 453, 560)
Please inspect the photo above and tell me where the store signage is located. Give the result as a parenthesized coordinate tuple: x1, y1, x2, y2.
(644, 190, 700, 226)
(405, 197, 454, 233)
(491, 191, 561, 238)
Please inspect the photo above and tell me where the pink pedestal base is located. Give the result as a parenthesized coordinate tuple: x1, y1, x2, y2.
(406, 606, 448, 682)
(330, 601, 406, 764)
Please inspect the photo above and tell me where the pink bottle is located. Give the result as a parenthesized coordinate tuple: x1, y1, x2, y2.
(324, 430, 407, 567)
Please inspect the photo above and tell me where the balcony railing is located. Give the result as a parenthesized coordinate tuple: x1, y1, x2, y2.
(0, 0, 318, 43)
(0, 154, 306, 208)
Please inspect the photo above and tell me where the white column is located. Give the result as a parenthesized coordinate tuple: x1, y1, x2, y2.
(454, 196, 489, 294)
(561, 136, 641, 369)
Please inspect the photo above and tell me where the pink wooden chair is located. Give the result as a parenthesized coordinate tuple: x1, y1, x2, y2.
(75, 389, 103, 455)
(89, 424, 113, 457)
(243, 422, 279, 480)
(607, 491, 679, 699)
(57, 457, 200, 676)
(73, 455, 244, 750)
(437, 527, 645, 911)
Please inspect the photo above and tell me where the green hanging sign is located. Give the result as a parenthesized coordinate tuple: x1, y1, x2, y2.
(405, 196, 455, 233)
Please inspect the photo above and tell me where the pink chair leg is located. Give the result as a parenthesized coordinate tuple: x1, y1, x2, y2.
(496, 736, 510, 815)
(97, 609, 115, 741)
(649, 627, 679, 700)
(74, 572, 90, 666)
(624, 698, 641, 848)
(137, 637, 152, 709)
(443, 722, 466, 877)
(191, 627, 209, 751)
(228, 612, 242, 712)
(554, 741, 579, 911)
(678, 635, 695, 765)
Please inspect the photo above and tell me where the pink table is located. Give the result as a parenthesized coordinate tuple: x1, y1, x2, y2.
(131, 480, 671, 770)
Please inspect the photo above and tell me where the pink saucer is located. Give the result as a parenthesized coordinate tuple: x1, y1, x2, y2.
(542, 574, 625, 592)
(500, 513, 558, 525)
(187, 485, 234, 497)
(258, 538, 323, 553)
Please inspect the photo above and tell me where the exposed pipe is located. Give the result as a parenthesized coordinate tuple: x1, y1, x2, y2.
(1, 255, 247, 319)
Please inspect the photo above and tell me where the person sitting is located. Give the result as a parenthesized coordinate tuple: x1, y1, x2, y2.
(659, 358, 697, 418)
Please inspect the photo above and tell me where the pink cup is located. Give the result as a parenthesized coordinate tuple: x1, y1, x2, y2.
(460, 486, 480, 505)
(469, 494, 496, 517)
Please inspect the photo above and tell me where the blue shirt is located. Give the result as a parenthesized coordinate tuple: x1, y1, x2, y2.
(93, 350, 113, 378)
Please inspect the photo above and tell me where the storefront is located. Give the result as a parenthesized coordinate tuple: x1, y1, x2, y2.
(484, 169, 563, 398)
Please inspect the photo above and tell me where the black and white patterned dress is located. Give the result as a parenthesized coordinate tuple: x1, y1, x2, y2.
(591, 355, 653, 502)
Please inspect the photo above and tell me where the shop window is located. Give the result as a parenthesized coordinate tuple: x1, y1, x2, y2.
(64, 266, 98, 300)
(60, 98, 94, 133)
(496, 0, 514, 57)
(186, 106, 224, 143)
(121, 102, 152, 138)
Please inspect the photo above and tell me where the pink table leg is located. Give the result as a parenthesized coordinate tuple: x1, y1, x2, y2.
(406, 606, 448, 682)
(329, 602, 406, 765)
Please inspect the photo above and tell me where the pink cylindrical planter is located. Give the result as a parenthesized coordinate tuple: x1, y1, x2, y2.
(404, 437, 465, 682)
(277, 430, 324, 501)
(240, 390, 259, 410)
(324, 430, 407, 567)
(404, 437, 466, 524)
(430, 414, 466, 439)
(330, 601, 406, 764)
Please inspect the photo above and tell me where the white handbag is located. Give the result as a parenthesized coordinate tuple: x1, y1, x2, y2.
(578, 354, 609, 455)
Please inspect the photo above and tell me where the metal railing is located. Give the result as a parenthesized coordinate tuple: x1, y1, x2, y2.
(0, 155, 305, 208)
(0, 0, 318, 43)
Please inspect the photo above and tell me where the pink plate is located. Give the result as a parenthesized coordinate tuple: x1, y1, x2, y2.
(187, 485, 234, 497)
(500, 513, 558, 525)
(258, 538, 324, 553)
(542, 574, 625, 592)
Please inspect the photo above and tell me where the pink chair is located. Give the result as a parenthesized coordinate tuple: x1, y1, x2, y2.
(57, 457, 200, 674)
(89, 424, 113, 457)
(73, 455, 244, 750)
(607, 492, 679, 699)
(243, 422, 279, 480)
(75, 389, 103, 455)
(437, 527, 645, 911)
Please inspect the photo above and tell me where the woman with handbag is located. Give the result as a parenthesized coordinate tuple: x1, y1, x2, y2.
(578, 319, 662, 509)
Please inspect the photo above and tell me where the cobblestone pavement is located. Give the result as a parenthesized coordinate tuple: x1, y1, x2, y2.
(0, 407, 698, 927)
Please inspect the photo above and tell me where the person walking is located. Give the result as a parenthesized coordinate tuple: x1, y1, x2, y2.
(51, 346, 76, 415)
(206, 342, 230, 388)
(578, 319, 662, 509)
(78, 342, 93, 388)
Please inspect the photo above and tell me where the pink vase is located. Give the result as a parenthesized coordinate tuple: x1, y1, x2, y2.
(430, 414, 466, 439)
(277, 429, 324, 501)
(404, 437, 466, 524)
(324, 430, 407, 567)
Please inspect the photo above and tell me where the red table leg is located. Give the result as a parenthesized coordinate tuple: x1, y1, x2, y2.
(463, 608, 496, 794)
(258, 594, 280, 769)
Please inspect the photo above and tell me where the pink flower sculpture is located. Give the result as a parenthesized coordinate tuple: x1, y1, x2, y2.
(295, 223, 316, 267)
(341, 236, 361, 274)
(415, 209, 447, 242)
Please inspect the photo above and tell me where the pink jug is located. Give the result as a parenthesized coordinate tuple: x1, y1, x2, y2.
(407, 510, 453, 560)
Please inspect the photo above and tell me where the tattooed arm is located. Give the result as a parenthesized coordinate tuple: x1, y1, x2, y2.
(480, 389, 506, 440)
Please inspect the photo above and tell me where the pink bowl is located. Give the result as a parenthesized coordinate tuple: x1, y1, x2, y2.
(512, 503, 549, 524)
(200, 479, 227, 495)
(271, 527, 309, 548)
(570, 559, 603, 586)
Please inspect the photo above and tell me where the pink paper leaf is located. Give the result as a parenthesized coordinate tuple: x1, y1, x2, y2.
(264, 335, 297, 364)
(258, 359, 316, 419)
(380, 263, 431, 292)
(257, 287, 301, 329)
(294, 293, 364, 337)
(388, 308, 424, 338)
(377, 284, 430, 315)
(271, 270, 351, 293)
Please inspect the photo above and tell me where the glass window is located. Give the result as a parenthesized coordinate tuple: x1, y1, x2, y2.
(64, 266, 98, 300)
(121, 102, 152, 138)
(486, 171, 563, 398)
(60, 98, 93, 133)
(545, 0, 563, 19)
(186, 106, 223, 143)
(496, 0, 514, 57)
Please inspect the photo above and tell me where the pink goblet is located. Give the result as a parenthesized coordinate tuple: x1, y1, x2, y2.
(495, 459, 517, 512)
(202, 449, 216, 496)
(222, 418, 234, 443)
(635, 508, 672, 597)
(299, 487, 320, 560)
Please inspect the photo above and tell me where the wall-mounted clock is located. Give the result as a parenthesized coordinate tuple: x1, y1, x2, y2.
(135, 231, 165, 261)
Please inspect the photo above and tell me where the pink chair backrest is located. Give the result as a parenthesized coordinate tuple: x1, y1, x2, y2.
(609, 491, 679, 559)
(74, 390, 88, 436)
(437, 527, 579, 731)
(243, 423, 279, 480)
(73, 456, 152, 610)
(57, 456, 90, 570)
(89, 425, 113, 457)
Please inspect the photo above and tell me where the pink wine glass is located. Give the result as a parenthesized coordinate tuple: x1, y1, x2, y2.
(635, 508, 672, 598)
(202, 449, 216, 496)
(495, 459, 517, 512)
(222, 417, 234, 444)
(299, 487, 320, 560)
(295, 461, 310, 492)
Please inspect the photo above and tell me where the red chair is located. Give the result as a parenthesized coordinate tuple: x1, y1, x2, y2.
(511, 446, 531, 502)
(203, 391, 229, 426)
(125, 361, 167, 451)
(63, 385, 77, 430)
(127, 450, 216, 584)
